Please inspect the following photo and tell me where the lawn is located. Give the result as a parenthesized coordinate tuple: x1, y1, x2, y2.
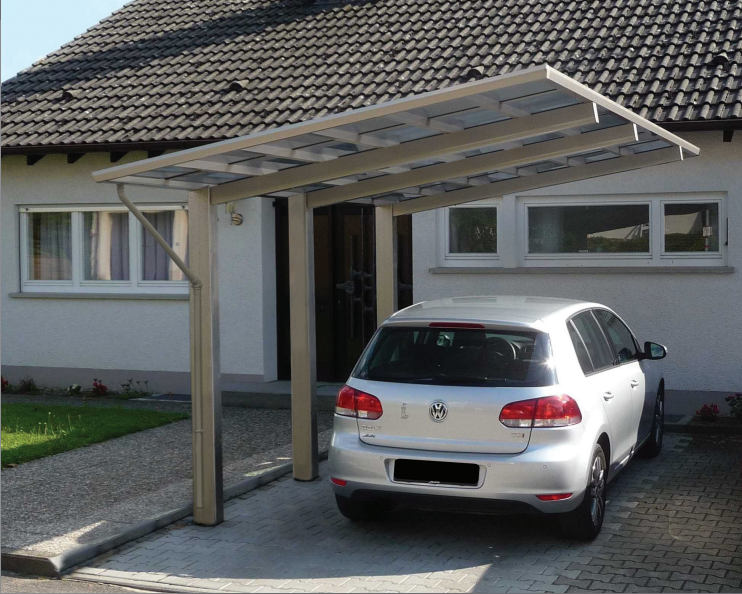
(1, 403, 189, 467)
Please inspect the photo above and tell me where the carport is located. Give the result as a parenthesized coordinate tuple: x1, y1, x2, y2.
(91, 64, 699, 527)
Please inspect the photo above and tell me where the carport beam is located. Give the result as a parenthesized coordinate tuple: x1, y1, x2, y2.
(375, 204, 397, 325)
(288, 194, 319, 481)
(188, 188, 224, 526)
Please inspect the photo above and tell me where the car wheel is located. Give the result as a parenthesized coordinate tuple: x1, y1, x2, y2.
(643, 387, 664, 458)
(558, 444, 607, 541)
(335, 494, 387, 521)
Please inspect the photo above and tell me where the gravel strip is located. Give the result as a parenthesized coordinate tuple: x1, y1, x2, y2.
(1, 394, 194, 413)
(1, 403, 333, 555)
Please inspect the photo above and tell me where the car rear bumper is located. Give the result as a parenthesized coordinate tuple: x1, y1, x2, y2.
(328, 416, 592, 514)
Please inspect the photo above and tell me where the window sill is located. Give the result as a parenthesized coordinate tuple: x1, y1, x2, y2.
(10, 292, 189, 300)
(429, 266, 735, 275)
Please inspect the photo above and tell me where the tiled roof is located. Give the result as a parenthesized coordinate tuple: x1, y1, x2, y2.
(2, 0, 741, 151)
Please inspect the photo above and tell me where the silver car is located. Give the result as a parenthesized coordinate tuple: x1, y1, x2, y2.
(328, 296, 667, 540)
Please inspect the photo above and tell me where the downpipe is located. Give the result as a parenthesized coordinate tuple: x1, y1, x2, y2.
(116, 184, 205, 510)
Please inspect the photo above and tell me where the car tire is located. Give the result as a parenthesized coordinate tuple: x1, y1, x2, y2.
(643, 387, 664, 458)
(335, 494, 387, 521)
(558, 444, 607, 541)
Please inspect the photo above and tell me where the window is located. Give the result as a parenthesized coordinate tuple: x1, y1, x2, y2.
(664, 202, 720, 253)
(567, 321, 593, 374)
(353, 326, 557, 387)
(448, 207, 497, 254)
(570, 312, 614, 372)
(20, 206, 188, 294)
(141, 210, 189, 281)
(593, 309, 638, 364)
(443, 204, 499, 263)
(528, 204, 650, 254)
(83, 211, 130, 281)
(27, 212, 73, 281)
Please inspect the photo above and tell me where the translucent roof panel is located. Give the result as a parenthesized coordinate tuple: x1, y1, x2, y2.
(94, 65, 699, 214)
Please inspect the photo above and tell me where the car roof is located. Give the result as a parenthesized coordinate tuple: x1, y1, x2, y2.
(386, 296, 603, 328)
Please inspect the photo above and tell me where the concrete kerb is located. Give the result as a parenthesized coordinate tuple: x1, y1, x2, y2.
(67, 573, 237, 594)
(1, 451, 329, 578)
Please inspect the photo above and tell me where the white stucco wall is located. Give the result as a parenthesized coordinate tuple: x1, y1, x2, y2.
(412, 131, 741, 394)
(1, 152, 276, 388)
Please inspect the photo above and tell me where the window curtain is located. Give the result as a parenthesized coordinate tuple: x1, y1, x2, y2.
(30, 212, 72, 280)
(84, 212, 129, 280)
(142, 210, 189, 281)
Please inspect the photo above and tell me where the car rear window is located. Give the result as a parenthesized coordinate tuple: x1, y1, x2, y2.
(352, 326, 557, 387)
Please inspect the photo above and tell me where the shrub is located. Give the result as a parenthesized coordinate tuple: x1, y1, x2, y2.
(92, 379, 108, 396)
(695, 403, 719, 422)
(120, 379, 151, 397)
(1, 376, 8, 393)
(17, 377, 39, 395)
(725, 393, 742, 420)
(67, 384, 82, 396)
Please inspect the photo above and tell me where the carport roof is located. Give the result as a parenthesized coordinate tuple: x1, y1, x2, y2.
(93, 65, 699, 214)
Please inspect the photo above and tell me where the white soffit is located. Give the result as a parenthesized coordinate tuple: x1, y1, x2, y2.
(93, 65, 699, 214)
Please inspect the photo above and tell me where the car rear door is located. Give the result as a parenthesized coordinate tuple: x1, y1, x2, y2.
(593, 309, 647, 445)
(569, 311, 635, 465)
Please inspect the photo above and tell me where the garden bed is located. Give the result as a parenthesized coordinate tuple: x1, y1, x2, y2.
(690, 415, 742, 427)
(1, 403, 189, 467)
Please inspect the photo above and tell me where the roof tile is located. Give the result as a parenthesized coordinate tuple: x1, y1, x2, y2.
(2, 0, 740, 150)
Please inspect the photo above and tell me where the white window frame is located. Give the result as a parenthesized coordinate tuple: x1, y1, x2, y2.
(660, 197, 724, 260)
(437, 192, 727, 268)
(20, 204, 189, 294)
(439, 199, 501, 267)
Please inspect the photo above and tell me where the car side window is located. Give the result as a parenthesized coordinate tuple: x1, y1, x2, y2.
(593, 309, 638, 364)
(571, 311, 614, 372)
(567, 321, 594, 374)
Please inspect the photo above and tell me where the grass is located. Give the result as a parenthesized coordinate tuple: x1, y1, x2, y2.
(1, 403, 189, 467)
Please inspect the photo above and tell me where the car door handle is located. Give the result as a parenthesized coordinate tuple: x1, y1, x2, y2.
(629, 380, 640, 388)
(603, 391, 614, 400)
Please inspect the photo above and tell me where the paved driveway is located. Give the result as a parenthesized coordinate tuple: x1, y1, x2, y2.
(70, 434, 742, 593)
(2, 397, 332, 556)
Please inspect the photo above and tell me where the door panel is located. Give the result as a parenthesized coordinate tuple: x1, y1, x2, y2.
(396, 214, 414, 310)
(569, 310, 633, 466)
(275, 202, 413, 382)
(592, 309, 645, 451)
(332, 206, 376, 380)
(587, 367, 635, 467)
(625, 362, 646, 446)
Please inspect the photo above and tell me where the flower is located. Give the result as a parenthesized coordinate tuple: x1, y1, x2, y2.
(92, 379, 108, 396)
(695, 403, 720, 422)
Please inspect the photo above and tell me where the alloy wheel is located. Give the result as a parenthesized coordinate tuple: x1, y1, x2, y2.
(589, 455, 605, 525)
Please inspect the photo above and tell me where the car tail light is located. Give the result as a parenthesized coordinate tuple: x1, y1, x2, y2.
(330, 477, 347, 487)
(500, 395, 581, 428)
(499, 398, 537, 428)
(335, 385, 383, 420)
(537, 493, 572, 501)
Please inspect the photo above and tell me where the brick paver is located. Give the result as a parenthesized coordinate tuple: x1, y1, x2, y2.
(69, 435, 742, 593)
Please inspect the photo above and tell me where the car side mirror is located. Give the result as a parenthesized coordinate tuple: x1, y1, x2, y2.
(643, 341, 667, 360)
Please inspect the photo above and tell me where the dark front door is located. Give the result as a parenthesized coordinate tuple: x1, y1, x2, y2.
(275, 201, 413, 382)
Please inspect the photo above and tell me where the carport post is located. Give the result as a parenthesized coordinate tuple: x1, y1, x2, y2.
(288, 194, 319, 481)
(375, 204, 397, 325)
(188, 188, 224, 525)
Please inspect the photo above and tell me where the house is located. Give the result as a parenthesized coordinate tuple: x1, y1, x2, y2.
(2, 0, 740, 413)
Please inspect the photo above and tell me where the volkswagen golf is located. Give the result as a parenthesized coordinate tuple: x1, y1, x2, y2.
(328, 296, 667, 540)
